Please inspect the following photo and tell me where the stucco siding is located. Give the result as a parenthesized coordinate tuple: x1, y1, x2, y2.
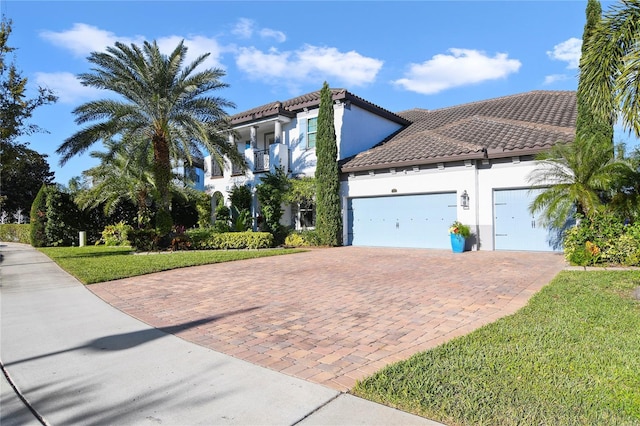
(339, 103, 405, 160)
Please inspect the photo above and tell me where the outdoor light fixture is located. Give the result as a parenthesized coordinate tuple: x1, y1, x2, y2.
(460, 190, 470, 209)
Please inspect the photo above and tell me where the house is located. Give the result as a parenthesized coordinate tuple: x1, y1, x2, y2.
(204, 89, 577, 252)
(203, 89, 410, 228)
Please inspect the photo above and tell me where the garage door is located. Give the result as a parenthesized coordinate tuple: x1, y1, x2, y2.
(494, 188, 559, 251)
(348, 193, 457, 249)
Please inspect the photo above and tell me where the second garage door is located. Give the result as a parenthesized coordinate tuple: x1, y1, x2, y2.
(348, 192, 457, 249)
(494, 188, 560, 251)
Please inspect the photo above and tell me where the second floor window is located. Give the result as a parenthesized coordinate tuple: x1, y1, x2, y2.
(307, 117, 317, 149)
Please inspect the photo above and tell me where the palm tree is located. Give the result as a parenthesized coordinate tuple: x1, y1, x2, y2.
(75, 140, 158, 228)
(580, 0, 640, 136)
(528, 137, 633, 228)
(57, 40, 245, 233)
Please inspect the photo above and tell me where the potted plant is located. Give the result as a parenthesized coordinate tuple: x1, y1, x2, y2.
(449, 220, 470, 253)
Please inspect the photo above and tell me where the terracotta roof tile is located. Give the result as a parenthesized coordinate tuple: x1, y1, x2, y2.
(341, 90, 577, 172)
(230, 88, 409, 126)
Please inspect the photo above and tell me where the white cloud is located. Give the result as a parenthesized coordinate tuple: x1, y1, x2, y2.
(543, 73, 571, 85)
(232, 18, 254, 39)
(236, 44, 383, 88)
(231, 17, 286, 43)
(41, 24, 227, 71)
(35, 72, 101, 104)
(392, 48, 521, 95)
(40, 23, 143, 57)
(259, 28, 286, 43)
(547, 37, 581, 69)
(157, 35, 226, 70)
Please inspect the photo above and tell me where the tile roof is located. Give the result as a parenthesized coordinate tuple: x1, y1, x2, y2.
(340, 90, 577, 172)
(230, 88, 410, 126)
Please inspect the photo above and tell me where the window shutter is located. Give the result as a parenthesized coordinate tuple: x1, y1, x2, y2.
(299, 118, 307, 148)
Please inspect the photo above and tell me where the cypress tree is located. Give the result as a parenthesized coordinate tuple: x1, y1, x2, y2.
(29, 184, 48, 247)
(314, 82, 342, 246)
(576, 0, 613, 147)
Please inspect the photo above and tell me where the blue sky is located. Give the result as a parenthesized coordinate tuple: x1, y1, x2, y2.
(4, 0, 633, 185)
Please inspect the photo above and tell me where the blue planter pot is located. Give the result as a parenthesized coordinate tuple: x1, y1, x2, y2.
(450, 234, 465, 253)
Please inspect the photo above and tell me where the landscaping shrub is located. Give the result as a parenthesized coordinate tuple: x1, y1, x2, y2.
(212, 204, 231, 233)
(169, 225, 191, 251)
(284, 229, 322, 247)
(0, 224, 30, 243)
(128, 228, 160, 252)
(29, 184, 47, 247)
(564, 213, 640, 266)
(186, 228, 273, 249)
(98, 221, 133, 246)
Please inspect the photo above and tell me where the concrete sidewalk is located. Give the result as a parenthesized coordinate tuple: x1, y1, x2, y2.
(0, 243, 440, 426)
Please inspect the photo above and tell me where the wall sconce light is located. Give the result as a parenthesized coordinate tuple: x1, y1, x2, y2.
(460, 190, 470, 209)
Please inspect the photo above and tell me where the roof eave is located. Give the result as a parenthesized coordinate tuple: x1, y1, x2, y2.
(486, 144, 558, 159)
(340, 151, 486, 173)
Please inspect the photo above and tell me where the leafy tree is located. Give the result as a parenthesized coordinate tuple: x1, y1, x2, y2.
(314, 82, 342, 246)
(75, 140, 158, 228)
(56, 40, 244, 234)
(256, 167, 289, 244)
(284, 176, 316, 206)
(29, 184, 81, 246)
(0, 17, 56, 221)
(229, 184, 253, 232)
(580, 0, 640, 136)
(0, 17, 57, 146)
(1, 142, 54, 218)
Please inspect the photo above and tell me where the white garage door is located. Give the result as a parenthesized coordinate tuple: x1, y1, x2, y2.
(348, 193, 457, 249)
(494, 188, 560, 251)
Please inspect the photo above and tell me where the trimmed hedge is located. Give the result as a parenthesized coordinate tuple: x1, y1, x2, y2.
(284, 229, 322, 247)
(0, 224, 31, 244)
(186, 229, 273, 250)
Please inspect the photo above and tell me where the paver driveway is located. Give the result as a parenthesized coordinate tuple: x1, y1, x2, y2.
(89, 247, 566, 391)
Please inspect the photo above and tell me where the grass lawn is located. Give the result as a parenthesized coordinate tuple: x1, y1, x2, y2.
(39, 245, 305, 284)
(353, 271, 640, 426)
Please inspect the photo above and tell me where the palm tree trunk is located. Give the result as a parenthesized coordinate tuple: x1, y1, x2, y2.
(152, 134, 173, 233)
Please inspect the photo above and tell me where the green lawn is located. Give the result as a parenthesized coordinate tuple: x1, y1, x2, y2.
(39, 245, 305, 284)
(353, 271, 640, 426)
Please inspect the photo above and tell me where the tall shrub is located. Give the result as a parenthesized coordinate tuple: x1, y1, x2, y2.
(29, 184, 47, 247)
(256, 167, 289, 244)
(314, 82, 342, 246)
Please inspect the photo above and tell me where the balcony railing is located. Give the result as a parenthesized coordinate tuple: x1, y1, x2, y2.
(254, 149, 270, 172)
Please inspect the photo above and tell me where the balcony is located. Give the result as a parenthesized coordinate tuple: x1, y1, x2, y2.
(254, 149, 270, 172)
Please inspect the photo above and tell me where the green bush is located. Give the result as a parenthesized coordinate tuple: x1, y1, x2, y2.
(186, 228, 273, 250)
(129, 228, 160, 251)
(0, 224, 31, 243)
(284, 229, 322, 247)
(564, 213, 640, 266)
(98, 222, 133, 246)
(29, 184, 48, 247)
(213, 204, 231, 233)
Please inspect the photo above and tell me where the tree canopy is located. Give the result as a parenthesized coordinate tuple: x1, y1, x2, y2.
(0, 17, 57, 146)
(57, 40, 243, 233)
(580, 0, 640, 136)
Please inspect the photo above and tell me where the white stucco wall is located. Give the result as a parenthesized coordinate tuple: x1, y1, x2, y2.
(338, 104, 405, 160)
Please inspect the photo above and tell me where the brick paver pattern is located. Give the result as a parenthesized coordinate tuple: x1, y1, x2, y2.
(89, 247, 566, 391)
